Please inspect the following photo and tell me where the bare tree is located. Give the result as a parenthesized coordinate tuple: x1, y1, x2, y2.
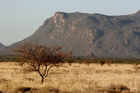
(13, 43, 71, 84)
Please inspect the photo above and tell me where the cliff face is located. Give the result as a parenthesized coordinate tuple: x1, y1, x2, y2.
(4, 11, 140, 57)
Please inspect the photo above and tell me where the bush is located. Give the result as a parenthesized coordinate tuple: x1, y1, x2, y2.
(107, 85, 130, 93)
(0, 54, 20, 62)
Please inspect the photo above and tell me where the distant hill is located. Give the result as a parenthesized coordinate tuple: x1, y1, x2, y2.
(0, 43, 4, 48)
(2, 11, 140, 58)
(0, 43, 10, 55)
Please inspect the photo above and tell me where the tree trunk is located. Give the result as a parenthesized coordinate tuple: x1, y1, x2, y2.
(41, 77, 44, 84)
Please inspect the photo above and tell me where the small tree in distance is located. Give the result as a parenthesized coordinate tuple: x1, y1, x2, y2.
(13, 43, 71, 84)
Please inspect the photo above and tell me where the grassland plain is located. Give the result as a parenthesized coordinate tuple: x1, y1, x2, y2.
(0, 62, 140, 93)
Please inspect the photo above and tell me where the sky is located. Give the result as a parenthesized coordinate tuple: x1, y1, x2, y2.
(0, 0, 140, 46)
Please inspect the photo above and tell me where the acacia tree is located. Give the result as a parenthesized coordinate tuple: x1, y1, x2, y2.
(14, 43, 71, 84)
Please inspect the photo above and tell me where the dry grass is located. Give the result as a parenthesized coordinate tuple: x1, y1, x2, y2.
(0, 62, 140, 93)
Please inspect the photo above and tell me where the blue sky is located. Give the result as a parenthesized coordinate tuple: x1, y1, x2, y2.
(0, 0, 140, 45)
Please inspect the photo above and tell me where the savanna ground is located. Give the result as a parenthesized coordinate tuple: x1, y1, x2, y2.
(0, 62, 140, 93)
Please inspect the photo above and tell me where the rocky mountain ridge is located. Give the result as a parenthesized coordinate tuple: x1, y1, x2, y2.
(1, 11, 140, 58)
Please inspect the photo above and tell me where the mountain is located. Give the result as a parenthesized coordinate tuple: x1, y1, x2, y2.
(3, 11, 140, 57)
(0, 43, 4, 48)
(0, 43, 10, 55)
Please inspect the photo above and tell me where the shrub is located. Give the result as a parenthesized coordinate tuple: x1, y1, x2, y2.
(107, 85, 130, 93)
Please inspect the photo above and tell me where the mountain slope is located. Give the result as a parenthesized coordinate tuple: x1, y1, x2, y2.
(0, 43, 4, 48)
(0, 43, 10, 55)
(6, 11, 140, 57)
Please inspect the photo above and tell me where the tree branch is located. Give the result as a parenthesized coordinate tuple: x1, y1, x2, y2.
(44, 65, 54, 78)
